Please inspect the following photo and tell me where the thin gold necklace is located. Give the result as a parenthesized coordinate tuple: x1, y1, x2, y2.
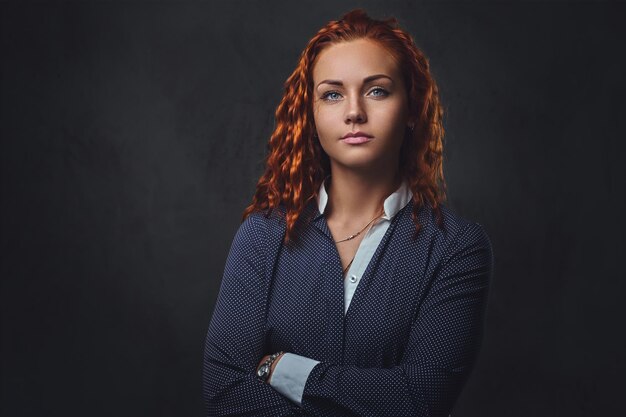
(334, 207, 385, 276)
(340, 219, 378, 275)
(334, 208, 385, 243)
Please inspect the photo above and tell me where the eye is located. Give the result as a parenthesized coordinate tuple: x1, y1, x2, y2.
(368, 87, 389, 97)
(321, 90, 342, 101)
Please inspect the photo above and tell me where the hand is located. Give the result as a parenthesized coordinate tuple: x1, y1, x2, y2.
(257, 352, 286, 384)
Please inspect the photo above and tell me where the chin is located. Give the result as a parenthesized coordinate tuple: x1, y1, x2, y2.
(333, 156, 382, 171)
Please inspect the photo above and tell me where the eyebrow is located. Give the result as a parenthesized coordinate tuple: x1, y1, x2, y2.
(316, 74, 393, 89)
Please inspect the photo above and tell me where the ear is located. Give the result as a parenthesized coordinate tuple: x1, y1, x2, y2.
(406, 113, 415, 130)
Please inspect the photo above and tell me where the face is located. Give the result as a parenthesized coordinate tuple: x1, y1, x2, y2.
(312, 38, 410, 174)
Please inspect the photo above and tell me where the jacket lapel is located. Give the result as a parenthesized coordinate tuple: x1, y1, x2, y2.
(310, 206, 346, 365)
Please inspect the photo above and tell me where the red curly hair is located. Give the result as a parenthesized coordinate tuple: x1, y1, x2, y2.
(242, 8, 447, 244)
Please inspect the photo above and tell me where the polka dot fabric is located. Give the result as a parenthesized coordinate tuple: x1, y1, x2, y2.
(202, 198, 494, 416)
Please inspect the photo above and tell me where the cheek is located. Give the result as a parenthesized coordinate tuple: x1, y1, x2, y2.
(371, 105, 407, 133)
(317, 131, 337, 152)
(313, 108, 338, 136)
(388, 100, 409, 132)
(312, 112, 332, 148)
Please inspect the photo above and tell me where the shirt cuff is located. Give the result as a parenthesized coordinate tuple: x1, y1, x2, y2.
(269, 352, 320, 406)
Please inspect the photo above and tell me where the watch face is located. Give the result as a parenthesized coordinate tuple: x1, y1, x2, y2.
(257, 364, 270, 379)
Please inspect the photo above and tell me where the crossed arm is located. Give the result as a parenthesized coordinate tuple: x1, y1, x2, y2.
(203, 218, 493, 417)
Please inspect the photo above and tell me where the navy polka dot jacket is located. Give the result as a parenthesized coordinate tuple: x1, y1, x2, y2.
(203, 198, 494, 416)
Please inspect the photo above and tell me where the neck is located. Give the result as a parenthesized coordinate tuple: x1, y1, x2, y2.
(325, 166, 401, 227)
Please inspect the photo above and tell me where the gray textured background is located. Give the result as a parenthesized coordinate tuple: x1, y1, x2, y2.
(2, 1, 625, 416)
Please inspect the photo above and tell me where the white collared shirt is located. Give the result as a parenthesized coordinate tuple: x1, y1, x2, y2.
(269, 179, 414, 406)
(316, 178, 414, 314)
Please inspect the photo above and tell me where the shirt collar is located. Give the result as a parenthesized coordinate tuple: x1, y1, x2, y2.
(316, 178, 413, 220)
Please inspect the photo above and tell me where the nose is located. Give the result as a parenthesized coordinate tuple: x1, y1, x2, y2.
(344, 96, 367, 125)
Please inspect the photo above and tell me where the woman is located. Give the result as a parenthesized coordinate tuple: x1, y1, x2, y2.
(203, 9, 494, 417)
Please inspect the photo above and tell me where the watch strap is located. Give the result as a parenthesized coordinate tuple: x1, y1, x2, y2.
(256, 351, 284, 382)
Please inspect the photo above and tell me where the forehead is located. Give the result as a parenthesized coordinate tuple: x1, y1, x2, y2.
(312, 39, 401, 84)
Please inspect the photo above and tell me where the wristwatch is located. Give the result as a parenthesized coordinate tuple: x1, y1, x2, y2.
(256, 351, 284, 382)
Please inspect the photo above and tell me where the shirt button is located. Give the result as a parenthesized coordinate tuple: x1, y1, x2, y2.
(349, 275, 358, 283)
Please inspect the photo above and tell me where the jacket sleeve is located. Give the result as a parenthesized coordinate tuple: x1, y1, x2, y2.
(202, 214, 304, 416)
(299, 222, 495, 417)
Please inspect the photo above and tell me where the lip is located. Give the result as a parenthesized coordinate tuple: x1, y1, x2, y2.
(340, 131, 374, 145)
(340, 136, 373, 144)
(342, 131, 373, 139)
